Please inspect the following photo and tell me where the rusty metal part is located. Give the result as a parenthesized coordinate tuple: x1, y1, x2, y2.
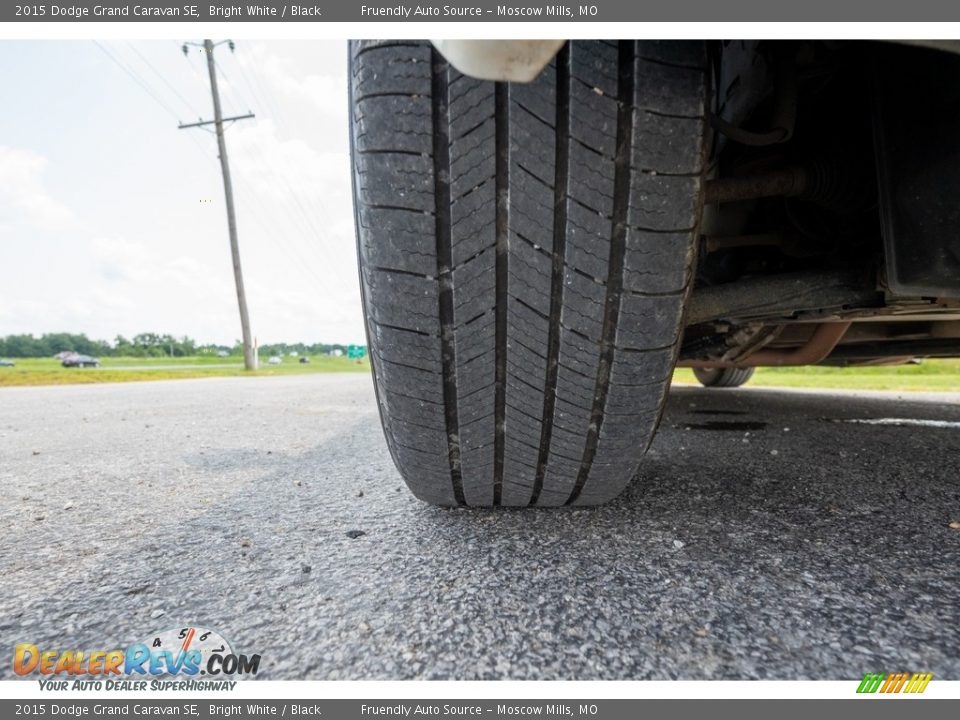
(714, 324, 782, 363)
(686, 271, 880, 325)
(679, 321, 852, 368)
(704, 155, 873, 210)
(704, 167, 808, 205)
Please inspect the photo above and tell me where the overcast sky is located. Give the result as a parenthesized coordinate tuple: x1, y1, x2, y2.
(0, 39, 365, 346)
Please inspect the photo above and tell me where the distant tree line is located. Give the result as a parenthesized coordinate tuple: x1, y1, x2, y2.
(257, 342, 351, 357)
(0, 333, 353, 359)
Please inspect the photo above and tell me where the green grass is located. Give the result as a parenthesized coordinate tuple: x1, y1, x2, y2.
(0, 355, 369, 387)
(3, 355, 959, 391)
(673, 359, 960, 392)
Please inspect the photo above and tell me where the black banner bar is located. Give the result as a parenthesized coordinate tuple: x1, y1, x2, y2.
(5, 0, 960, 22)
(2, 699, 960, 720)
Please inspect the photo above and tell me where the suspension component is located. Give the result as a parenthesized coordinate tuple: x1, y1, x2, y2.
(679, 321, 853, 368)
(704, 166, 807, 205)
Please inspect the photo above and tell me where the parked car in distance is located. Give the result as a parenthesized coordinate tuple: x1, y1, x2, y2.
(62, 354, 100, 368)
(267, 356, 282, 365)
(299, 356, 310, 364)
(0, 359, 15, 367)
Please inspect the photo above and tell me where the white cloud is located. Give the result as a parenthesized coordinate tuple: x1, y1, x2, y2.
(238, 42, 349, 123)
(0, 146, 77, 234)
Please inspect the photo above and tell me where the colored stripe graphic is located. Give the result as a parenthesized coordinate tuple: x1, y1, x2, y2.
(857, 673, 885, 693)
(905, 673, 933, 693)
(857, 672, 932, 694)
(881, 672, 905, 693)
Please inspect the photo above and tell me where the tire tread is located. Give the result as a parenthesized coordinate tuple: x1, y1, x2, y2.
(351, 40, 707, 506)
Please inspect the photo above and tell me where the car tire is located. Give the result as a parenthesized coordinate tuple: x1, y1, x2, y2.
(350, 40, 709, 506)
(693, 366, 755, 388)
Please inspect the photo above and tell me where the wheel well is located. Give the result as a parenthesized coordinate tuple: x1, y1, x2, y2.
(681, 41, 960, 368)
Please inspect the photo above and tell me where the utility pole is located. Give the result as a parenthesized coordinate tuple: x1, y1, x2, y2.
(179, 39, 257, 370)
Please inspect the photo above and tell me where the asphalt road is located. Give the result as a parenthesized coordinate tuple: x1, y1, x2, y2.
(1, 374, 958, 680)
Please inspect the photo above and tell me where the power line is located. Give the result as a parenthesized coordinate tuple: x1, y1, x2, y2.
(207, 51, 339, 282)
(230, 174, 330, 289)
(215, 46, 334, 232)
(126, 42, 201, 117)
(238, 50, 291, 138)
(201, 43, 354, 297)
(213, 59, 254, 116)
(94, 41, 219, 165)
(238, 135, 346, 286)
(232, 56, 268, 120)
(181, 45, 336, 293)
(95, 40, 224, 168)
(93, 40, 180, 121)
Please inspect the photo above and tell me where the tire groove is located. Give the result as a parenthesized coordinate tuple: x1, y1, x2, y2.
(370, 318, 436, 337)
(566, 41, 634, 506)
(363, 203, 434, 215)
(355, 91, 429, 103)
(492, 82, 510, 507)
(358, 149, 430, 158)
(354, 42, 424, 58)
(432, 50, 466, 506)
(532, 44, 570, 506)
(368, 265, 434, 279)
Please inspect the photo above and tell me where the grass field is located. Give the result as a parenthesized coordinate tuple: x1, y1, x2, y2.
(0, 355, 369, 387)
(673, 359, 960, 392)
(2, 356, 959, 391)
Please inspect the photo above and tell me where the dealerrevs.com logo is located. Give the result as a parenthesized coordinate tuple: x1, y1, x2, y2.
(14, 626, 261, 691)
